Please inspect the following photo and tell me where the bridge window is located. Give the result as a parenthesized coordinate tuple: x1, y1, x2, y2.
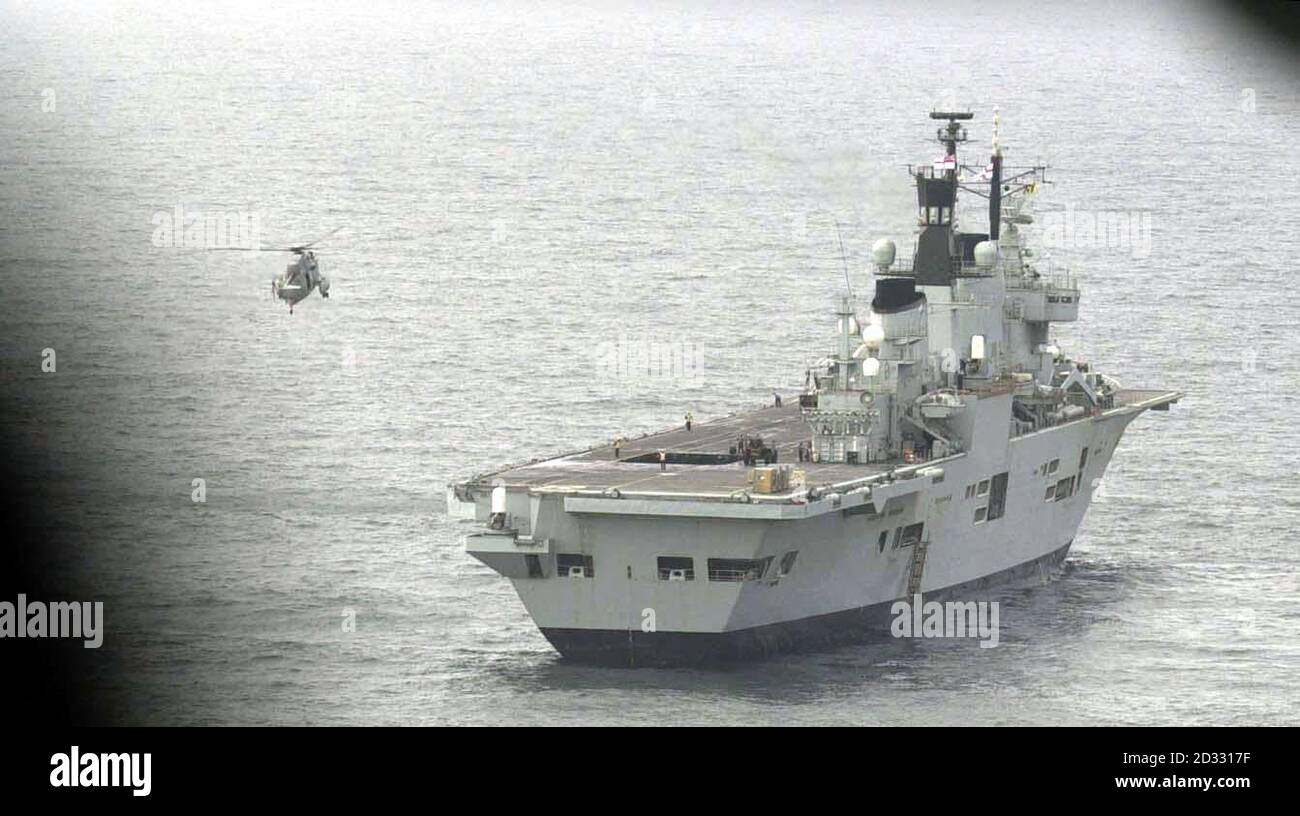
(657, 556, 694, 581)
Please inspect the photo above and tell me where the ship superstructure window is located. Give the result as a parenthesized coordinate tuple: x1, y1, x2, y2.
(889, 522, 924, 550)
(778, 551, 799, 577)
(1078, 446, 1089, 473)
(526, 555, 544, 578)
(1054, 477, 1074, 501)
(844, 503, 880, 518)
(974, 506, 987, 524)
(977, 479, 990, 497)
(557, 553, 594, 578)
(1044, 484, 1056, 501)
(657, 556, 694, 581)
(877, 530, 889, 553)
(1047, 458, 1060, 475)
(986, 472, 1009, 521)
(708, 558, 771, 582)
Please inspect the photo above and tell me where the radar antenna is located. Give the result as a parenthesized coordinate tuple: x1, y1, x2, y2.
(930, 110, 973, 157)
(834, 219, 853, 299)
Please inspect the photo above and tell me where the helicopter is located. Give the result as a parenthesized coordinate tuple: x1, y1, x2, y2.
(212, 227, 340, 314)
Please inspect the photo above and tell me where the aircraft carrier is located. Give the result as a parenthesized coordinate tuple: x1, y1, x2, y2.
(449, 110, 1181, 666)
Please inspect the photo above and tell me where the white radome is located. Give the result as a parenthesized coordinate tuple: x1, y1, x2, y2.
(871, 238, 896, 270)
(861, 323, 885, 349)
(974, 240, 998, 269)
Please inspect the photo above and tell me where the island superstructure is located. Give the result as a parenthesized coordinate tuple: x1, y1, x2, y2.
(449, 110, 1181, 666)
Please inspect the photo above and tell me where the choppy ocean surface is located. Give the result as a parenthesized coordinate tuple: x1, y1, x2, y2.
(1, 0, 1297, 725)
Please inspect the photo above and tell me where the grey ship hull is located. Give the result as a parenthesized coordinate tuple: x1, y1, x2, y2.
(451, 390, 1178, 667)
(542, 543, 1071, 666)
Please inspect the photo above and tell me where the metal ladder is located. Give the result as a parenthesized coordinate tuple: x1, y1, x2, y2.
(907, 536, 930, 598)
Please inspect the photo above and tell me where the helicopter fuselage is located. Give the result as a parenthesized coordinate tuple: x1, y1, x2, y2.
(271, 251, 329, 311)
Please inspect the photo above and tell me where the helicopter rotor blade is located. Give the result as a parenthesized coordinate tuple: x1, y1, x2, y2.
(289, 226, 344, 252)
(208, 246, 302, 253)
(209, 226, 342, 255)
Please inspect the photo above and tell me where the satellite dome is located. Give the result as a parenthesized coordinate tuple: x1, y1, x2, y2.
(861, 323, 885, 349)
(871, 238, 896, 270)
(973, 240, 998, 269)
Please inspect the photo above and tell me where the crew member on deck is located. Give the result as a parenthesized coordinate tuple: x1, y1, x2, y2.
(684, 411, 693, 432)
